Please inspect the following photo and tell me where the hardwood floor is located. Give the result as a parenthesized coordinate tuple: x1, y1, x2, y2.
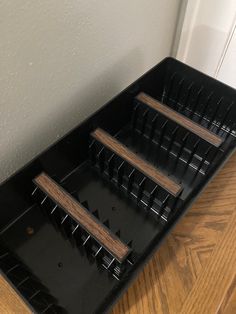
(180, 209, 236, 313)
(112, 152, 236, 314)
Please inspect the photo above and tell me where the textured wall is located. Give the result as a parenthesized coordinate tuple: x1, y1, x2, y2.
(0, 0, 180, 183)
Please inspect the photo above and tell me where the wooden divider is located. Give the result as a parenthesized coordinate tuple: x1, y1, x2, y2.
(136, 92, 223, 147)
(0, 273, 32, 314)
(34, 173, 130, 262)
(91, 128, 182, 196)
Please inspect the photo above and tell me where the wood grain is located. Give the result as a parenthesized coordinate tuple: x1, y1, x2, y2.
(34, 172, 130, 262)
(180, 208, 236, 313)
(223, 286, 236, 314)
(136, 92, 223, 147)
(224, 289, 236, 314)
(0, 273, 32, 314)
(112, 151, 236, 314)
(91, 128, 182, 196)
(218, 277, 236, 314)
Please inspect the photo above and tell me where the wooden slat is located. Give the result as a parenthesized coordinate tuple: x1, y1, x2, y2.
(91, 128, 182, 196)
(136, 92, 223, 147)
(180, 208, 236, 314)
(0, 273, 32, 314)
(34, 173, 130, 262)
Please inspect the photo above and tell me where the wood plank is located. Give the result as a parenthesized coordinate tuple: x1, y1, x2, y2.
(136, 92, 223, 147)
(112, 152, 236, 314)
(223, 285, 236, 314)
(34, 172, 130, 262)
(180, 208, 236, 314)
(91, 128, 182, 196)
(0, 273, 32, 314)
(218, 277, 236, 314)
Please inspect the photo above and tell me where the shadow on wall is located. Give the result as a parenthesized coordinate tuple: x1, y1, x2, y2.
(0, 48, 144, 183)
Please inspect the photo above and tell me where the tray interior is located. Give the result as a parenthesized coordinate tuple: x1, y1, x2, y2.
(1, 57, 236, 314)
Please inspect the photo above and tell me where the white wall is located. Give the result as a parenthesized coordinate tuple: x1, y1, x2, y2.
(177, 0, 236, 79)
(0, 0, 181, 183)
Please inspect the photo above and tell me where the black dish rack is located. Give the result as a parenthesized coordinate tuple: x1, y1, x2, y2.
(0, 57, 236, 314)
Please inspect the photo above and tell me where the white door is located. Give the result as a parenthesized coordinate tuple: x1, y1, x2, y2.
(177, 0, 236, 89)
(217, 24, 236, 88)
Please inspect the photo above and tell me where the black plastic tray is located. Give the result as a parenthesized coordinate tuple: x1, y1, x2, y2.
(0, 57, 236, 314)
